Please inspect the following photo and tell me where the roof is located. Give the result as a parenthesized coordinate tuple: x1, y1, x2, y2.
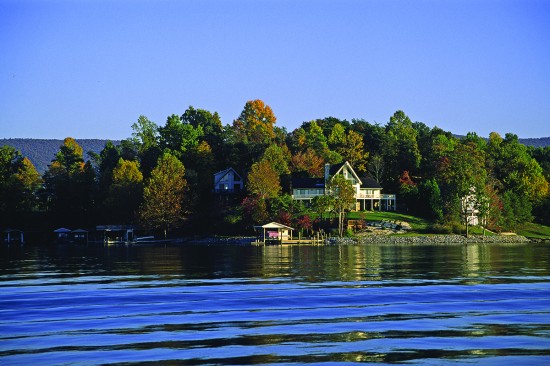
(328, 162, 346, 176)
(291, 177, 325, 189)
(214, 167, 242, 184)
(72, 229, 88, 233)
(360, 176, 382, 189)
(328, 161, 362, 185)
(3, 228, 23, 233)
(261, 222, 294, 230)
(53, 228, 71, 233)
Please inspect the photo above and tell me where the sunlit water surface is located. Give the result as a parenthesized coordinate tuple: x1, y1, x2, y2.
(1, 243, 549, 365)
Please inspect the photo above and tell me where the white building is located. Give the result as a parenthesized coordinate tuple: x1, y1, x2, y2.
(291, 162, 396, 211)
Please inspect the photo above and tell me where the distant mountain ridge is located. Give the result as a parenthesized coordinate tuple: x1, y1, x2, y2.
(0, 138, 120, 174)
(517, 137, 550, 148)
(453, 136, 550, 148)
(1, 136, 549, 175)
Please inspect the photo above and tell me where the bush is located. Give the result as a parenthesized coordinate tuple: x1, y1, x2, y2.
(451, 222, 464, 235)
(430, 223, 452, 234)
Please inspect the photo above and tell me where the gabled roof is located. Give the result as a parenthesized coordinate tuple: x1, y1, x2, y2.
(214, 167, 242, 184)
(261, 222, 294, 230)
(359, 176, 382, 189)
(291, 177, 325, 189)
(53, 228, 71, 233)
(328, 162, 346, 176)
(329, 161, 362, 185)
(3, 228, 23, 233)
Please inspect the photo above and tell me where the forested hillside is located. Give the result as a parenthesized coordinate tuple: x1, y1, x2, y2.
(518, 137, 550, 148)
(0, 139, 118, 173)
(2, 136, 548, 175)
(1, 102, 549, 237)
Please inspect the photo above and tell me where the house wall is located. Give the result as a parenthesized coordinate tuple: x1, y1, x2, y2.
(214, 170, 243, 192)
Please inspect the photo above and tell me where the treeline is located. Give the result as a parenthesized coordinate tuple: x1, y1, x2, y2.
(1, 100, 549, 237)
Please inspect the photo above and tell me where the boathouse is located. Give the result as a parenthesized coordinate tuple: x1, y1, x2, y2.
(254, 222, 294, 244)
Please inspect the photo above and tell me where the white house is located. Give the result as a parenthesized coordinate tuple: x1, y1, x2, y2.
(461, 189, 484, 226)
(213, 168, 243, 194)
(291, 161, 396, 211)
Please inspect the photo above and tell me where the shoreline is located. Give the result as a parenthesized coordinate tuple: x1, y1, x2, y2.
(175, 234, 541, 246)
(330, 234, 533, 245)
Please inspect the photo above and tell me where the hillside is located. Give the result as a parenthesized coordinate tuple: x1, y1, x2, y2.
(518, 137, 550, 148)
(453, 135, 550, 148)
(0, 139, 118, 174)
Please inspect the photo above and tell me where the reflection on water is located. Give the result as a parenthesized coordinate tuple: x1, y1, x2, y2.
(1, 243, 550, 365)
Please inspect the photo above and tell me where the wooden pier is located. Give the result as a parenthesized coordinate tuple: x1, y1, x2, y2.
(251, 232, 327, 246)
(252, 221, 328, 246)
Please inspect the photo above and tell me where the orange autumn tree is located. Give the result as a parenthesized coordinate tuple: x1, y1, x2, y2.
(233, 100, 276, 144)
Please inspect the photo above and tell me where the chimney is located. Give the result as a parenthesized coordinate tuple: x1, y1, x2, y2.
(324, 163, 331, 182)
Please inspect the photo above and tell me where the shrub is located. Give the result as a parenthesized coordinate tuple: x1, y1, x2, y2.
(430, 223, 452, 234)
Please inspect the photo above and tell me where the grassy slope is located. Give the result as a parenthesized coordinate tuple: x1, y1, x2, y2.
(346, 211, 431, 231)
(517, 222, 550, 239)
(346, 211, 550, 238)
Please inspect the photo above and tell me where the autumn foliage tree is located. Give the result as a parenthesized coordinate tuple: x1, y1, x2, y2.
(246, 160, 281, 199)
(233, 100, 277, 144)
(105, 158, 143, 223)
(140, 153, 187, 237)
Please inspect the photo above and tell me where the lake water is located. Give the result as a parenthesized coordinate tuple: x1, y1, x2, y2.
(1, 243, 549, 365)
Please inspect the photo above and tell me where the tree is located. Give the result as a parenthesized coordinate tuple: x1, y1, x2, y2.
(339, 130, 368, 172)
(158, 114, 204, 159)
(487, 133, 548, 205)
(367, 154, 385, 186)
(328, 123, 347, 150)
(305, 120, 329, 156)
(43, 138, 96, 226)
(181, 106, 223, 151)
(95, 141, 122, 202)
(436, 141, 487, 235)
(261, 144, 291, 176)
(139, 153, 187, 237)
(241, 195, 269, 224)
(383, 111, 421, 190)
(418, 178, 443, 221)
(131, 115, 159, 153)
(0, 146, 41, 216)
(312, 194, 334, 221)
(232, 100, 276, 144)
(500, 190, 533, 231)
(296, 215, 313, 236)
(291, 148, 325, 177)
(247, 160, 281, 199)
(105, 158, 143, 223)
(326, 174, 356, 237)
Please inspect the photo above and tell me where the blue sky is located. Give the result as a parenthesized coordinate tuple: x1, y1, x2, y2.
(1, 0, 549, 139)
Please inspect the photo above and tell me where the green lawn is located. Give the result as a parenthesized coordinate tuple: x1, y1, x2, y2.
(341, 211, 550, 238)
(346, 211, 432, 232)
(516, 222, 550, 239)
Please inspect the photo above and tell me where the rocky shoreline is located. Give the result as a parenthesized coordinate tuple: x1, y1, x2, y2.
(173, 234, 543, 246)
(329, 234, 533, 245)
